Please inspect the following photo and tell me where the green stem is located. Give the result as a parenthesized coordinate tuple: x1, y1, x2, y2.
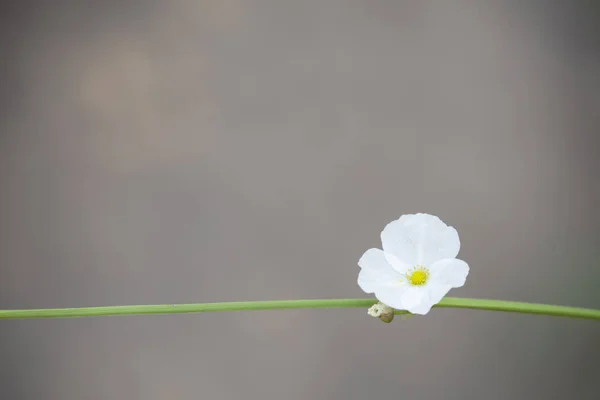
(0, 298, 598, 320)
(431, 297, 600, 320)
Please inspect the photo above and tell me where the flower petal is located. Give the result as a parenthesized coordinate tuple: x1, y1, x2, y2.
(399, 287, 428, 311)
(428, 283, 453, 304)
(357, 248, 403, 293)
(409, 283, 453, 314)
(429, 258, 469, 288)
(384, 252, 411, 274)
(373, 284, 408, 309)
(396, 283, 452, 315)
(381, 213, 461, 265)
(409, 301, 434, 315)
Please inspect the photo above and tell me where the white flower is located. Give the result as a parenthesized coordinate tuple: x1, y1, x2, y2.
(357, 213, 469, 315)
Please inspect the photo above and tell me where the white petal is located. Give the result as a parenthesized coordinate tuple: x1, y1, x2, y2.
(381, 213, 460, 265)
(408, 283, 453, 315)
(399, 287, 428, 311)
(384, 252, 411, 274)
(408, 300, 435, 315)
(427, 283, 453, 304)
(357, 248, 403, 293)
(373, 284, 408, 309)
(430, 258, 470, 288)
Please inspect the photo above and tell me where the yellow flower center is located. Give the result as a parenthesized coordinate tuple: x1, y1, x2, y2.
(406, 265, 430, 286)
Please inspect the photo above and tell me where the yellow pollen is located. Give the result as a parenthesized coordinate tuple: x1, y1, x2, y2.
(406, 265, 430, 286)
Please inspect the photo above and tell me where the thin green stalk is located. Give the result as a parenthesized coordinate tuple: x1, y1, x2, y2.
(432, 297, 600, 320)
(0, 298, 598, 320)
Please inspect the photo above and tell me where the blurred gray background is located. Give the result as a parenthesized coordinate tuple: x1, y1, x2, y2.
(1, 1, 599, 399)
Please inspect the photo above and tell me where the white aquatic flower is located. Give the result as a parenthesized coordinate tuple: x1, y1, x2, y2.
(358, 213, 469, 315)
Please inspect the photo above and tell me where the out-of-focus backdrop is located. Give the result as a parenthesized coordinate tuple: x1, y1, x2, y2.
(1, 1, 599, 399)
